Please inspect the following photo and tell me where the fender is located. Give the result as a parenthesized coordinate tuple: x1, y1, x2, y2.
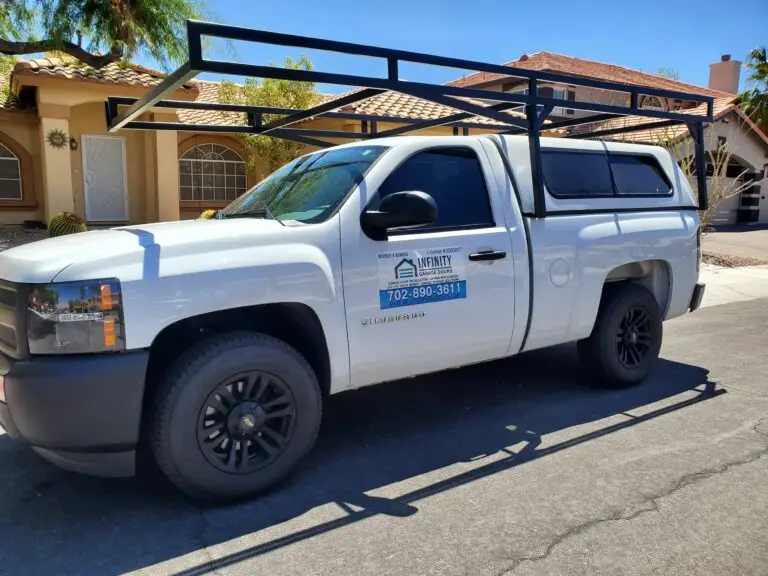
(50, 217, 351, 390)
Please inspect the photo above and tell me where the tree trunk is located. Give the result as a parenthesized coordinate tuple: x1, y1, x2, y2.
(0, 38, 122, 69)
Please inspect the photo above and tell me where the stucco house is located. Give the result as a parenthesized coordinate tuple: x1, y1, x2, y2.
(0, 50, 766, 228)
(449, 52, 768, 225)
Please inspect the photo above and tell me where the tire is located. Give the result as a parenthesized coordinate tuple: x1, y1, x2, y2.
(577, 283, 663, 388)
(149, 332, 322, 502)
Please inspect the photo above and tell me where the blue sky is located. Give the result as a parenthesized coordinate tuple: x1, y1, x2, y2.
(178, 0, 767, 94)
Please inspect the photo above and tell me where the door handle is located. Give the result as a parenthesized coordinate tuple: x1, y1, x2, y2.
(468, 250, 507, 261)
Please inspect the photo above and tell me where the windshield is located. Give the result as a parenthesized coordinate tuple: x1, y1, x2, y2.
(218, 145, 389, 223)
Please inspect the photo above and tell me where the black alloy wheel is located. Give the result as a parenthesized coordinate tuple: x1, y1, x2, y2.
(197, 371, 297, 474)
(615, 305, 653, 369)
(150, 332, 322, 501)
(577, 283, 663, 388)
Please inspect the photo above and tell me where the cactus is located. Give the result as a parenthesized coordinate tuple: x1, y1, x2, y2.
(48, 211, 87, 237)
(199, 209, 218, 220)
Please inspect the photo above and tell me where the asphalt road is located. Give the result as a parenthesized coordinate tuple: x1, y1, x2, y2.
(1, 299, 767, 576)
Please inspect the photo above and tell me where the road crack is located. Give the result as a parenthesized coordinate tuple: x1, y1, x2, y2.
(192, 506, 224, 576)
(499, 417, 768, 575)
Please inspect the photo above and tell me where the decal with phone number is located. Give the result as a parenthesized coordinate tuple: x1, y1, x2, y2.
(380, 281, 467, 309)
(376, 247, 467, 310)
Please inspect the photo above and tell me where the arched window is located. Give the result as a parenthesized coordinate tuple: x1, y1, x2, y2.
(640, 96, 665, 110)
(0, 143, 22, 200)
(179, 143, 247, 202)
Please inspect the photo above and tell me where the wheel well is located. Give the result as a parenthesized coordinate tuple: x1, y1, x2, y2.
(604, 260, 672, 316)
(143, 303, 331, 418)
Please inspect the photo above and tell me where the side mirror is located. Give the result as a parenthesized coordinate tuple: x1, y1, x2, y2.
(360, 191, 438, 240)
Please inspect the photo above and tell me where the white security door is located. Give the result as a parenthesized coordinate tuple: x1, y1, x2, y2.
(82, 135, 129, 222)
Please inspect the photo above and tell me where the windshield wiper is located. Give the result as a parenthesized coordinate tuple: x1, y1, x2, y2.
(222, 206, 284, 225)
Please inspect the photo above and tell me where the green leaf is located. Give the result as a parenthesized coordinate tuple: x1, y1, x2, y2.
(0, 0, 217, 70)
(217, 55, 322, 174)
(740, 46, 768, 124)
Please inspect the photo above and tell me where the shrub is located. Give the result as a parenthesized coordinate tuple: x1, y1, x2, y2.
(48, 212, 87, 237)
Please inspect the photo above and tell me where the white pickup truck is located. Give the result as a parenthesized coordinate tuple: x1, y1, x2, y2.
(0, 135, 704, 500)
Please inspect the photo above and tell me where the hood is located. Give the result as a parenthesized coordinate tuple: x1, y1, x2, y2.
(0, 218, 288, 284)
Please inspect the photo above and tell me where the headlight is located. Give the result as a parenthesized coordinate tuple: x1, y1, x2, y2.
(27, 279, 125, 354)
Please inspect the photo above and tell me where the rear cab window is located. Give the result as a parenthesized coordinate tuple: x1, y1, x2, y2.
(608, 154, 672, 196)
(542, 148, 673, 199)
(541, 151, 613, 198)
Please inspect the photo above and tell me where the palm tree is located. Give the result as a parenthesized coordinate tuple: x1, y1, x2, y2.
(740, 47, 768, 128)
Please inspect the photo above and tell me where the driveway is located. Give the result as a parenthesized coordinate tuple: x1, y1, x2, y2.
(703, 225, 768, 263)
(1, 299, 767, 576)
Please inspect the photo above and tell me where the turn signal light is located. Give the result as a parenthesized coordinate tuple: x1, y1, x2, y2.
(103, 319, 116, 348)
(101, 284, 113, 310)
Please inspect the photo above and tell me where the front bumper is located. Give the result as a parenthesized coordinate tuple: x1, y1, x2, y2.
(689, 283, 706, 312)
(0, 351, 149, 477)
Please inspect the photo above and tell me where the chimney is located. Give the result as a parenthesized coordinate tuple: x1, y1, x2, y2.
(708, 54, 741, 94)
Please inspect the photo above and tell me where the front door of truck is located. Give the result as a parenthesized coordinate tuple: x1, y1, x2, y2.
(340, 140, 516, 388)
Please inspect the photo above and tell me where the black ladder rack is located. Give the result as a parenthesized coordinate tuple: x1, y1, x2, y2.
(105, 19, 713, 217)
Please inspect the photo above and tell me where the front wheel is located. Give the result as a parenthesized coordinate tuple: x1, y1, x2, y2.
(149, 332, 322, 501)
(577, 283, 663, 388)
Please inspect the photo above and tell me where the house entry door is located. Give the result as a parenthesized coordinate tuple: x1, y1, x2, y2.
(82, 135, 129, 222)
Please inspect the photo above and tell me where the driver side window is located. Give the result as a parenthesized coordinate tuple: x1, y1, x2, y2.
(378, 147, 494, 232)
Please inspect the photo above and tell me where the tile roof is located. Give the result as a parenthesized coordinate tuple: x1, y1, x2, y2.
(579, 95, 768, 149)
(447, 51, 732, 98)
(13, 57, 198, 93)
(179, 82, 526, 129)
(337, 89, 521, 126)
(177, 81, 344, 126)
(178, 80, 245, 126)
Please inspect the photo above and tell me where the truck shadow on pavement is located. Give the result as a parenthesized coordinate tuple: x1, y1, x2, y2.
(0, 344, 721, 576)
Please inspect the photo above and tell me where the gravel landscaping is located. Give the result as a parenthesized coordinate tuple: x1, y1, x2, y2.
(0, 226, 48, 251)
(702, 251, 768, 268)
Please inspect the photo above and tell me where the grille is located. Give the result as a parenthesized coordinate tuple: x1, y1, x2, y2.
(0, 282, 18, 350)
(0, 281, 27, 359)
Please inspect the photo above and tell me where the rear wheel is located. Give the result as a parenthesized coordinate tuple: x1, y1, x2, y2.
(149, 332, 322, 501)
(577, 283, 662, 388)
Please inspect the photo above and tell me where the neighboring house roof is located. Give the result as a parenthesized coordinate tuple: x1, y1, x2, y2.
(180, 82, 527, 129)
(444, 50, 768, 150)
(12, 57, 198, 93)
(335, 88, 521, 127)
(585, 96, 735, 142)
(584, 95, 768, 150)
(446, 51, 732, 98)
